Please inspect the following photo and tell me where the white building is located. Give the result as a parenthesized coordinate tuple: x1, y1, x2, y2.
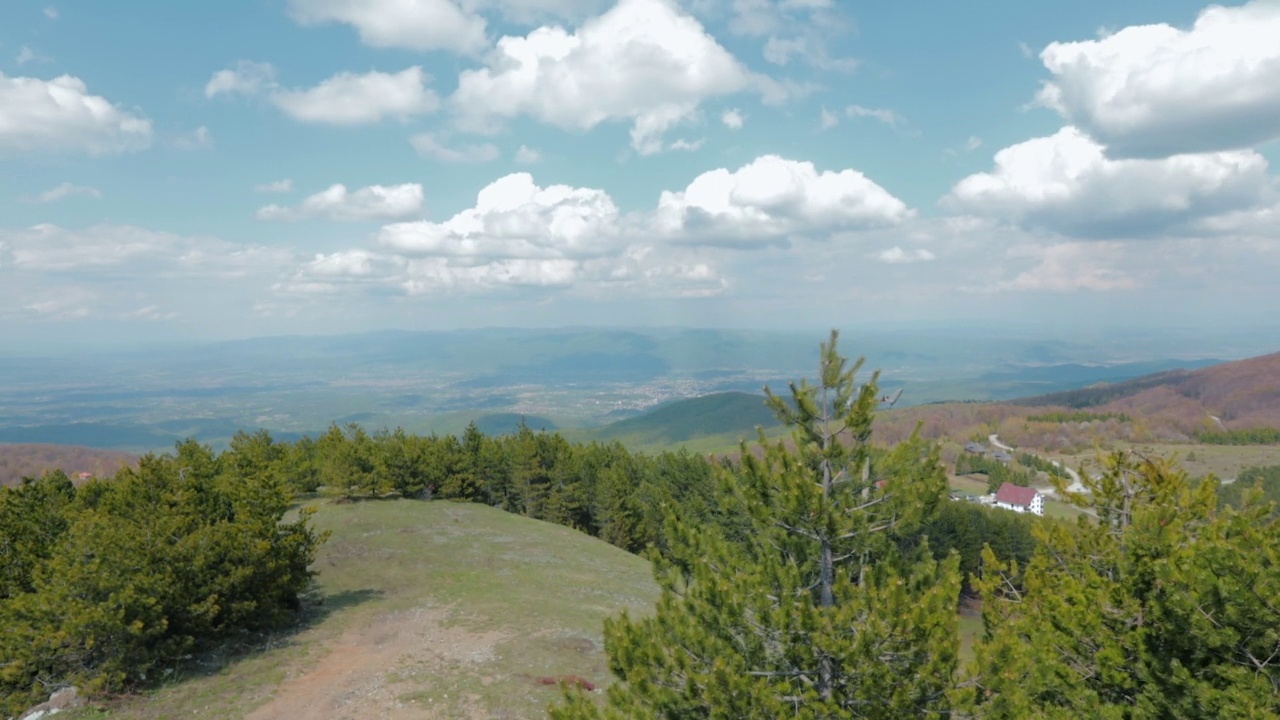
(993, 482, 1044, 516)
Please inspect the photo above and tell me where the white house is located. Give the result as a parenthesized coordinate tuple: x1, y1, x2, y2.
(993, 482, 1044, 516)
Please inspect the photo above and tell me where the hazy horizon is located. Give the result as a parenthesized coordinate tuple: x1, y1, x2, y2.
(3, 1, 1280, 350)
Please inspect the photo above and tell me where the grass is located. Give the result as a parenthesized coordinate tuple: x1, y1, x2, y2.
(1052, 443, 1280, 483)
(58, 492, 1011, 718)
(66, 500, 659, 720)
(949, 474, 991, 496)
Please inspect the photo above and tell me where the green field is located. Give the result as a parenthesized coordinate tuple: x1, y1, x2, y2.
(66, 501, 658, 720)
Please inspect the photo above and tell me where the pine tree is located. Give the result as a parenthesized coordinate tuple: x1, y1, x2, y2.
(551, 331, 961, 719)
(968, 451, 1280, 718)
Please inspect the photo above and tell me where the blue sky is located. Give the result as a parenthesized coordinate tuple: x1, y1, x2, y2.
(2, 0, 1279, 350)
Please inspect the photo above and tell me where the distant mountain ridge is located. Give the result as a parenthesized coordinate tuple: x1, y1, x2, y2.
(590, 392, 780, 446)
(0, 443, 137, 488)
(1015, 351, 1280, 431)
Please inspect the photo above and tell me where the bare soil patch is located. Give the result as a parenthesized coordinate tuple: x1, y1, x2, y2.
(244, 607, 508, 720)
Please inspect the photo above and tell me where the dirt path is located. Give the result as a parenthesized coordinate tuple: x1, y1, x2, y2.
(244, 607, 508, 720)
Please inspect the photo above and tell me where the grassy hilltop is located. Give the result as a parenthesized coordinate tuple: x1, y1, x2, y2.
(64, 500, 658, 720)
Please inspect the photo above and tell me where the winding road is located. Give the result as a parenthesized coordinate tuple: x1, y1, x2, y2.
(989, 434, 1087, 494)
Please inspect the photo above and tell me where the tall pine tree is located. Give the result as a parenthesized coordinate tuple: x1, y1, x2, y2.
(552, 330, 961, 719)
(967, 451, 1280, 718)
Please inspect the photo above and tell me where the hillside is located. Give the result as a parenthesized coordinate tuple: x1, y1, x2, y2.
(872, 350, 1280, 452)
(589, 391, 780, 446)
(0, 442, 136, 487)
(69, 500, 658, 720)
(1016, 351, 1280, 433)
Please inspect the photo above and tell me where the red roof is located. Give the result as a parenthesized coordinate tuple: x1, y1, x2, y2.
(995, 482, 1038, 507)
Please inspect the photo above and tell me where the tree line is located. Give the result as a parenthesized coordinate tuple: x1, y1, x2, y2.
(550, 332, 1280, 718)
(7, 331, 1275, 717)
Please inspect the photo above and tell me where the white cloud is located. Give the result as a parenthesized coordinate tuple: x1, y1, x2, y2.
(762, 35, 857, 72)
(668, 138, 704, 152)
(819, 107, 838, 130)
(15, 47, 50, 65)
(472, 0, 607, 24)
(285, 0, 488, 54)
(207, 63, 438, 125)
(273, 67, 439, 125)
(1037, 0, 1280, 157)
(0, 73, 151, 155)
(721, 108, 744, 129)
(410, 132, 500, 162)
(846, 104, 902, 128)
(514, 145, 541, 163)
(992, 242, 1138, 292)
(874, 246, 936, 264)
(258, 183, 425, 222)
(43, 6, 57, 20)
(0, 224, 291, 277)
(255, 179, 294, 193)
(653, 154, 913, 246)
(22, 293, 92, 321)
(285, 188, 729, 297)
(126, 305, 178, 321)
(205, 61, 277, 99)
(451, 0, 766, 154)
(20, 182, 102, 204)
(943, 127, 1272, 238)
(378, 173, 620, 259)
(964, 136, 983, 151)
(172, 126, 214, 150)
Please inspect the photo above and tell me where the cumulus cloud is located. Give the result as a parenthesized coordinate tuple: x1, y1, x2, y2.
(0, 73, 151, 154)
(874, 246, 936, 264)
(273, 67, 439, 124)
(207, 63, 438, 125)
(451, 0, 767, 154)
(205, 61, 277, 98)
(1036, 0, 1280, 157)
(20, 182, 102, 203)
(279, 170, 733, 298)
(653, 154, 913, 246)
(721, 108, 744, 129)
(819, 107, 838, 130)
(378, 173, 620, 259)
(285, 0, 488, 54)
(43, 6, 57, 19)
(846, 104, 902, 128)
(943, 127, 1272, 238)
(410, 132, 500, 162)
(514, 145, 541, 163)
(257, 183, 426, 221)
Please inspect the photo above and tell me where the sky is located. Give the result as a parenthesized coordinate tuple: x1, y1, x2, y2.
(2, 0, 1280, 351)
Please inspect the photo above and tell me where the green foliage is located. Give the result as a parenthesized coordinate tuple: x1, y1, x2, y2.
(0, 448, 324, 716)
(591, 391, 782, 445)
(968, 452, 1280, 717)
(1016, 452, 1066, 478)
(913, 500, 1037, 596)
(1192, 426, 1280, 445)
(956, 453, 1037, 493)
(551, 331, 961, 718)
(1026, 411, 1132, 424)
(1218, 464, 1280, 514)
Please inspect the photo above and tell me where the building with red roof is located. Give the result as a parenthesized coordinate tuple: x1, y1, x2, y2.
(994, 482, 1044, 516)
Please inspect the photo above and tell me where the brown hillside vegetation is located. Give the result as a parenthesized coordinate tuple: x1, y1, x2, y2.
(873, 351, 1280, 450)
(1094, 351, 1280, 433)
(0, 443, 137, 487)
